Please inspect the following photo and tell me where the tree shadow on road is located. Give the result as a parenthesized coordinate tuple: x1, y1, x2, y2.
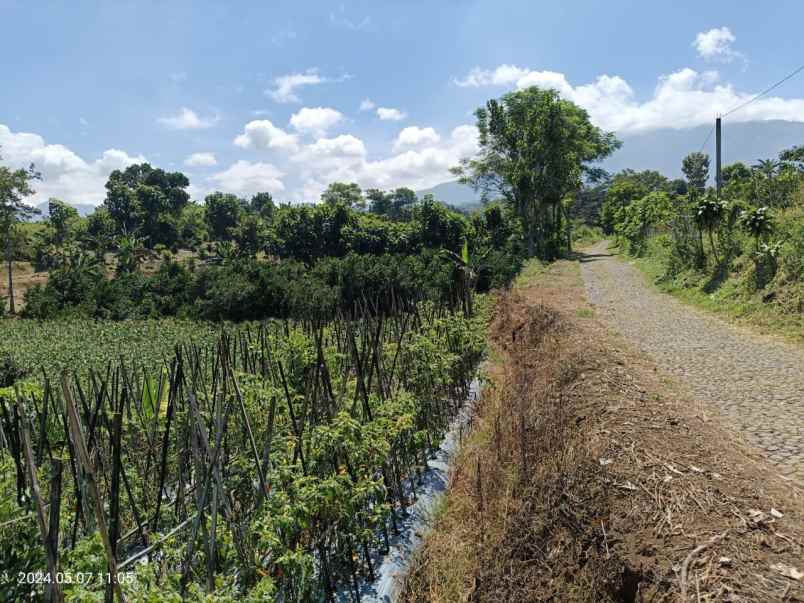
(573, 249, 618, 263)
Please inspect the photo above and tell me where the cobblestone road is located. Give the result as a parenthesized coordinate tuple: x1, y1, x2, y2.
(580, 241, 804, 484)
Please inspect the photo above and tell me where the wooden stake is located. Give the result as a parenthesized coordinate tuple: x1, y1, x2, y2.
(16, 391, 63, 603)
(62, 375, 126, 602)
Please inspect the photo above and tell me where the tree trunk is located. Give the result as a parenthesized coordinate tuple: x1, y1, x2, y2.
(708, 229, 720, 265)
(563, 205, 572, 254)
(5, 229, 14, 315)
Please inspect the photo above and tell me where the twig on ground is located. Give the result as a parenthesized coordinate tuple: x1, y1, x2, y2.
(680, 530, 729, 600)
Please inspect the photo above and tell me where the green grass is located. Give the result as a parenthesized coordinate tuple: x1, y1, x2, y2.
(513, 258, 547, 288)
(572, 223, 605, 249)
(0, 318, 220, 380)
(629, 239, 804, 345)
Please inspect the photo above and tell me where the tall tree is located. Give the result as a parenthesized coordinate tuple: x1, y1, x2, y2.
(366, 188, 391, 216)
(779, 144, 804, 169)
(453, 86, 619, 258)
(204, 192, 245, 241)
(0, 157, 40, 314)
(103, 163, 190, 247)
(48, 198, 79, 245)
(681, 152, 710, 195)
(250, 192, 275, 220)
(321, 182, 365, 209)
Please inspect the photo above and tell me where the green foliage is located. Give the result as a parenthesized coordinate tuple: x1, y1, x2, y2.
(0, 318, 218, 379)
(455, 86, 620, 259)
(606, 147, 803, 341)
(249, 192, 275, 220)
(204, 192, 245, 241)
(695, 194, 727, 262)
(410, 195, 468, 252)
(0, 453, 47, 601)
(0, 297, 489, 599)
(1, 157, 41, 314)
(614, 191, 672, 255)
(115, 232, 148, 275)
(367, 187, 417, 219)
(682, 152, 709, 194)
(103, 163, 190, 248)
(47, 198, 80, 245)
(177, 202, 208, 248)
(321, 181, 365, 209)
(0, 352, 28, 387)
(738, 206, 773, 248)
(600, 175, 647, 234)
(570, 222, 605, 248)
(83, 207, 116, 253)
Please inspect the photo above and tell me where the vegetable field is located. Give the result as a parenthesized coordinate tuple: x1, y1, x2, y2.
(0, 296, 486, 601)
(0, 319, 219, 380)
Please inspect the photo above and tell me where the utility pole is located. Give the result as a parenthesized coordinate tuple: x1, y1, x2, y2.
(715, 116, 722, 196)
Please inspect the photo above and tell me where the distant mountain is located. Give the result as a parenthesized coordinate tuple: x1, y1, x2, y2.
(417, 180, 483, 208)
(601, 120, 804, 179)
(419, 121, 804, 203)
(35, 201, 97, 219)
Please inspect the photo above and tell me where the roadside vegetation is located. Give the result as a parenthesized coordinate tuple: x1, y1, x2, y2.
(590, 148, 804, 342)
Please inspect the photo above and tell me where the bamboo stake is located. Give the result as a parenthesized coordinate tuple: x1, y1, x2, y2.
(16, 392, 63, 603)
(62, 375, 126, 603)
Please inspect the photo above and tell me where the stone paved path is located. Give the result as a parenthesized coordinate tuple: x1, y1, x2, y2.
(580, 241, 804, 484)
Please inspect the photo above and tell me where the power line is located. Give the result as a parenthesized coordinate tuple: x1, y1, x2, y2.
(697, 124, 715, 153)
(723, 62, 804, 117)
(692, 61, 804, 156)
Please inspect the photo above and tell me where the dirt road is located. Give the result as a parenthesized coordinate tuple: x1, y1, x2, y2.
(580, 241, 804, 484)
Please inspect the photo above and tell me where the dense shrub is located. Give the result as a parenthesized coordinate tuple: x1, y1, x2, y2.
(0, 352, 27, 387)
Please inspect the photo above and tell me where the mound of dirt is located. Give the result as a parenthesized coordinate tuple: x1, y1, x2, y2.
(402, 261, 803, 602)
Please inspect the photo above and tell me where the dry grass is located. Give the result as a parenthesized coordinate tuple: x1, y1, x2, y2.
(0, 261, 48, 311)
(402, 259, 804, 602)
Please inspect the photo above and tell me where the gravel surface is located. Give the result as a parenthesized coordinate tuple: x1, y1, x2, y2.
(580, 241, 804, 485)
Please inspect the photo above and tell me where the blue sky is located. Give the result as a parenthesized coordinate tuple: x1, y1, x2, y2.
(2, 0, 804, 205)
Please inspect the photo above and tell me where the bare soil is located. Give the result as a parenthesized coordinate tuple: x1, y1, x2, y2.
(0, 261, 48, 311)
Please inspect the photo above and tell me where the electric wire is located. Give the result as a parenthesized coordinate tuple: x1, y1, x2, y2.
(692, 61, 804, 155)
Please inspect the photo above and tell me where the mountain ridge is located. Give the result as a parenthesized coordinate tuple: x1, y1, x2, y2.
(416, 120, 804, 207)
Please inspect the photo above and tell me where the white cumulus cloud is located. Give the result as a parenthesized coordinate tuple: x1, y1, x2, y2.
(289, 107, 344, 136)
(393, 126, 441, 151)
(454, 64, 531, 87)
(157, 107, 218, 130)
(452, 64, 804, 134)
(292, 125, 478, 201)
(377, 107, 406, 121)
(266, 69, 350, 103)
(301, 134, 367, 158)
(359, 98, 375, 111)
(184, 152, 218, 167)
(693, 27, 742, 62)
(0, 124, 145, 205)
(234, 120, 298, 152)
(208, 160, 285, 196)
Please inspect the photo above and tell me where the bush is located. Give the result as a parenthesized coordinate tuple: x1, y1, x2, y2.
(0, 352, 28, 387)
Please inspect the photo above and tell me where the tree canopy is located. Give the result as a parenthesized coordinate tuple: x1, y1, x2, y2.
(1, 155, 40, 313)
(103, 163, 190, 247)
(453, 86, 619, 258)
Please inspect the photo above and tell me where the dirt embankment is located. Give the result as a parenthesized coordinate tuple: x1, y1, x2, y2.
(402, 260, 803, 602)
